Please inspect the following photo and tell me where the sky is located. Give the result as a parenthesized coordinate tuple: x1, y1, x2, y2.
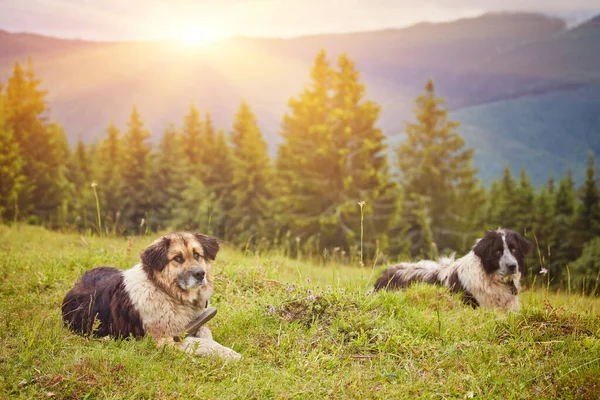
(1, 0, 599, 41)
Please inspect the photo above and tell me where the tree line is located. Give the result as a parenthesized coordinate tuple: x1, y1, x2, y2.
(1, 53, 599, 292)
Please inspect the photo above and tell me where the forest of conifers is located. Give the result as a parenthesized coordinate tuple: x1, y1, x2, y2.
(1, 50, 599, 292)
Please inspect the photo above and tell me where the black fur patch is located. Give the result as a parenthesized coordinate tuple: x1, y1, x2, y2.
(374, 264, 440, 291)
(374, 266, 406, 290)
(504, 230, 533, 275)
(61, 267, 145, 338)
(194, 232, 219, 260)
(447, 270, 479, 308)
(473, 230, 504, 275)
(447, 270, 461, 291)
(140, 236, 170, 275)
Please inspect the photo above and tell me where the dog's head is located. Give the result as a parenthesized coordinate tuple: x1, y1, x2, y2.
(473, 229, 533, 278)
(140, 231, 219, 303)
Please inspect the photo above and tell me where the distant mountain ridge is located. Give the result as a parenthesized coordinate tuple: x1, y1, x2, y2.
(1, 11, 599, 185)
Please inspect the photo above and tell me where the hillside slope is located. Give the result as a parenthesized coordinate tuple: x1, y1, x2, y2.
(1, 225, 600, 398)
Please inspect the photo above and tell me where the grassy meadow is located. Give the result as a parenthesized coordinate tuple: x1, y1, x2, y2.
(1, 224, 599, 399)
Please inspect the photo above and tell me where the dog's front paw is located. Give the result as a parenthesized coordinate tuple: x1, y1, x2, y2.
(220, 347, 242, 360)
(182, 337, 241, 360)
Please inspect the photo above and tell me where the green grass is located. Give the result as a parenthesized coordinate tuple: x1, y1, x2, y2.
(1, 225, 599, 399)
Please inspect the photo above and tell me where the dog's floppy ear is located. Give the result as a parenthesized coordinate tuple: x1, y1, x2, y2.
(194, 232, 219, 261)
(473, 230, 502, 274)
(508, 230, 533, 274)
(515, 231, 534, 256)
(140, 236, 171, 272)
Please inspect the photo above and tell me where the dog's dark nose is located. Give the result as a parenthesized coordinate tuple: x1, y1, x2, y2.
(507, 263, 517, 274)
(192, 268, 205, 281)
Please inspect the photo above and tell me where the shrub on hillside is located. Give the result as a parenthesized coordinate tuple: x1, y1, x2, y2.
(571, 237, 600, 295)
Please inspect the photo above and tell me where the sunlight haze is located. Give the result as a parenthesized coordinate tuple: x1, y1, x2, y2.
(1, 0, 599, 40)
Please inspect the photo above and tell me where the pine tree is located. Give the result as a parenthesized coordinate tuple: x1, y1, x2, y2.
(329, 53, 397, 256)
(229, 100, 272, 245)
(514, 168, 535, 233)
(182, 104, 203, 167)
(121, 106, 152, 233)
(276, 49, 333, 246)
(0, 96, 24, 222)
(65, 135, 95, 229)
(397, 79, 483, 255)
(572, 152, 600, 247)
(277, 50, 397, 257)
(488, 165, 519, 229)
(550, 169, 577, 282)
(38, 122, 70, 227)
(4, 60, 69, 223)
(404, 193, 435, 258)
(95, 121, 124, 233)
(547, 176, 556, 195)
(555, 169, 576, 216)
(571, 237, 600, 294)
(170, 177, 222, 235)
(152, 123, 187, 230)
(199, 111, 234, 238)
(200, 111, 233, 198)
(533, 186, 555, 269)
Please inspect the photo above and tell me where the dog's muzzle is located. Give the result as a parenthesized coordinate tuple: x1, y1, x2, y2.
(176, 267, 207, 291)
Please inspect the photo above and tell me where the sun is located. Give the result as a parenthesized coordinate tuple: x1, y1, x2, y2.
(174, 26, 222, 45)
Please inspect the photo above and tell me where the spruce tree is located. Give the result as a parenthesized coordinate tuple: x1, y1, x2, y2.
(555, 169, 576, 216)
(200, 111, 233, 199)
(533, 186, 555, 270)
(514, 168, 535, 233)
(0, 97, 24, 222)
(571, 238, 600, 293)
(182, 104, 203, 167)
(488, 165, 519, 229)
(4, 60, 69, 223)
(405, 193, 435, 258)
(229, 100, 272, 245)
(121, 106, 152, 233)
(329, 53, 397, 255)
(276, 49, 333, 248)
(170, 177, 222, 235)
(547, 176, 556, 195)
(550, 169, 577, 282)
(65, 135, 95, 229)
(397, 79, 483, 255)
(572, 152, 600, 247)
(277, 50, 397, 256)
(152, 123, 187, 230)
(199, 111, 234, 238)
(95, 121, 124, 233)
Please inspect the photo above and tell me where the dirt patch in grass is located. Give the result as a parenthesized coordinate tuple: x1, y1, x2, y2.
(277, 295, 360, 328)
(35, 357, 126, 399)
(497, 300, 598, 342)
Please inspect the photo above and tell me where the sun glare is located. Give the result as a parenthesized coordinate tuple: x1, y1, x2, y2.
(174, 26, 223, 45)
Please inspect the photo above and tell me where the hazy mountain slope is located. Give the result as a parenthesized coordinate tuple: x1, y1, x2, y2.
(0, 12, 570, 142)
(451, 85, 600, 185)
(1, 12, 599, 185)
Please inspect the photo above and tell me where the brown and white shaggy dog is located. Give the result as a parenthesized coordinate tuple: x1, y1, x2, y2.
(374, 229, 533, 311)
(61, 232, 240, 359)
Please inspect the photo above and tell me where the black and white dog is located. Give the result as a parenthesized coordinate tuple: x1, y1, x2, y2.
(374, 229, 533, 311)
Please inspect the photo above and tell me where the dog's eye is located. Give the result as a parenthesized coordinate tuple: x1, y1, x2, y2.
(173, 256, 183, 264)
(496, 249, 503, 257)
(510, 247, 517, 254)
(193, 252, 200, 261)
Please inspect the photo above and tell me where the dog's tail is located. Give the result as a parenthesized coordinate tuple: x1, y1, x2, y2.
(373, 260, 443, 291)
